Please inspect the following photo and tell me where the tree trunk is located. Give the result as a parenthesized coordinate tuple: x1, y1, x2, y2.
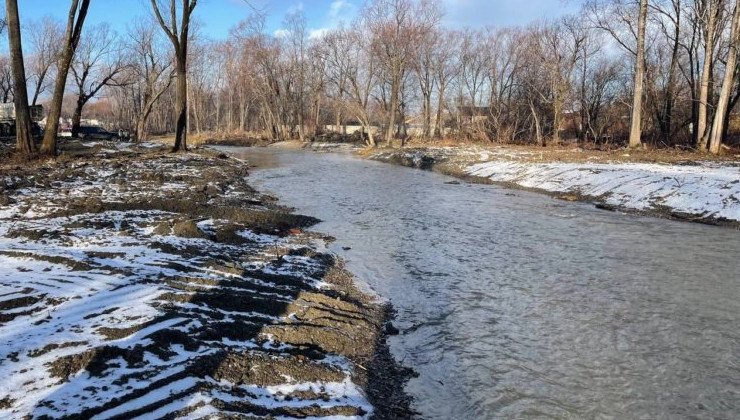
(708, 0, 740, 154)
(358, 113, 376, 147)
(239, 92, 246, 131)
(242, 103, 250, 132)
(190, 85, 202, 136)
(552, 95, 563, 146)
(312, 93, 321, 138)
(385, 75, 399, 146)
(214, 88, 221, 133)
(135, 97, 155, 142)
(365, 124, 376, 147)
(660, 1, 681, 145)
(70, 95, 90, 138)
(31, 67, 49, 106)
(227, 88, 233, 132)
(698, 0, 717, 150)
(629, 0, 648, 148)
(580, 53, 588, 144)
(173, 60, 188, 152)
(41, 0, 90, 157)
(150, 0, 196, 152)
(423, 91, 432, 140)
(530, 101, 544, 146)
(5, 0, 35, 156)
(136, 117, 147, 142)
(296, 101, 305, 141)
(434, 84, 446, 139)
(41, 0, 90, 156)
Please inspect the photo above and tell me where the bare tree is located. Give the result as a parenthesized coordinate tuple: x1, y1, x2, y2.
(629, 0, 649, 148)
(234, 16, 292, 140)
(457, 29, 490, 140)
(284, 11, 308, 141)
(587, 0, 650, 145)
(708, 0, 740, 153)
(317, 27, 349, 134)
(536, 18, 586, 145)
(0, 55, 13, 103)
(433, 30, 461, 139)
(519, 28, 550, 146)
(150, 0, 198, 152)
(363, 0, 441, 145)
(41, 0, 91, 157)
(5, 0, 34, 155)
(27, 17, 63, 106)
(69, 24, 129, 137)
(483, 28, 523, 143)
(85, 0, 740, 150)
(697, 0, 724, 149)
(647, 0, 683, 144)
(222, 30, 258, 132)
(411, 27, 437, 140)
(306, 41, 326, 138)
(127, 18, 174, 141)
(184, 38, 212, 136)
(322, 27, 379, 146)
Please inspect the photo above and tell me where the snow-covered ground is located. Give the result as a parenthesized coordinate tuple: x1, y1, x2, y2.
(466, 160, 740, 222)
(370, 146, 740, 224)
(0, 142, 379, 419)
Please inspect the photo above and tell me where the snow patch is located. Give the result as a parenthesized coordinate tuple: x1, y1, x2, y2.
(466, 160, 740, 221)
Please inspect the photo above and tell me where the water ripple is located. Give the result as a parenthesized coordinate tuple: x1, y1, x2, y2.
(241, 149, 740, 420)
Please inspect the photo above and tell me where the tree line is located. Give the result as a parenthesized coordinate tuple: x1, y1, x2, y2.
(4, 0, 740, 156)
(2, 0, 195, 158)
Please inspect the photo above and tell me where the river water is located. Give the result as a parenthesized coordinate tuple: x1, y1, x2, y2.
(231, 148, 740, 419)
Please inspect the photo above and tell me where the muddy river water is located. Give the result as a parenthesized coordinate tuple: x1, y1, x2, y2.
(229, 147, 740, 419)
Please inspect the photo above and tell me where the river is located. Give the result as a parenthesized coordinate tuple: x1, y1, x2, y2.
(230, 147, 740, 419)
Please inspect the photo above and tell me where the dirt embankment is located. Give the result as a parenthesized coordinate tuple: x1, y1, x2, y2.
(365, 145, 740, 228)
(147, 130, 369, 149)
(0, 139, 414, 419)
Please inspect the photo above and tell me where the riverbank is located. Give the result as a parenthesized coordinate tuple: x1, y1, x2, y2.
(363, 145, 740, 227)
(0, 139, 412, 419)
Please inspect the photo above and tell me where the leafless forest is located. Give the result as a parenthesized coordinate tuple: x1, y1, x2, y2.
(4, 0, 740, 154)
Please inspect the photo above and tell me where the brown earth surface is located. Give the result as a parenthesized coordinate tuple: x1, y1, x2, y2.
(0, 138, 414, 419)
(360, 140, 740, 165)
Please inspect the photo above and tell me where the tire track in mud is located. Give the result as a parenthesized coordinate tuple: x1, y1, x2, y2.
(0, 142, 413, 419)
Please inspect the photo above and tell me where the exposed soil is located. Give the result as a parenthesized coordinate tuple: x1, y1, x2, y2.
(0, 138, 414, 419)
(149, 133, 274, 148)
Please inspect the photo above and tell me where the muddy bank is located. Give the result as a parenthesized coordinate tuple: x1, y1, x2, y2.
(0, 139, 413, 419)
(185, 130, 368, 149)
(366, 146, 740, 228)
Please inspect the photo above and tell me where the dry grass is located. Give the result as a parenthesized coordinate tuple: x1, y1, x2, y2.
(391, 138, 740, 164)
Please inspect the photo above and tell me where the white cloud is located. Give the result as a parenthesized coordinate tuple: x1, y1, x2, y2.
(274, 29, 290, 38)
(288, 2, 305, 14)
(303, 1, 354, 40)
(329, 0, 346, 19)
(309, 28, 330, 40)
(327, 0, 355, 24)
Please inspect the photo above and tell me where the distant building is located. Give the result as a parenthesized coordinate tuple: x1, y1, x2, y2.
(458, 106, 491, 123)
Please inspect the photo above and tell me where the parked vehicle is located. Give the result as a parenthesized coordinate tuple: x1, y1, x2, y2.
(0, 103, 44, 136)
(78, 126, 120, 141)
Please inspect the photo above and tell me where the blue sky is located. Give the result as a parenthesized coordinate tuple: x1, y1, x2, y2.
(14, 0, 585, 40)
